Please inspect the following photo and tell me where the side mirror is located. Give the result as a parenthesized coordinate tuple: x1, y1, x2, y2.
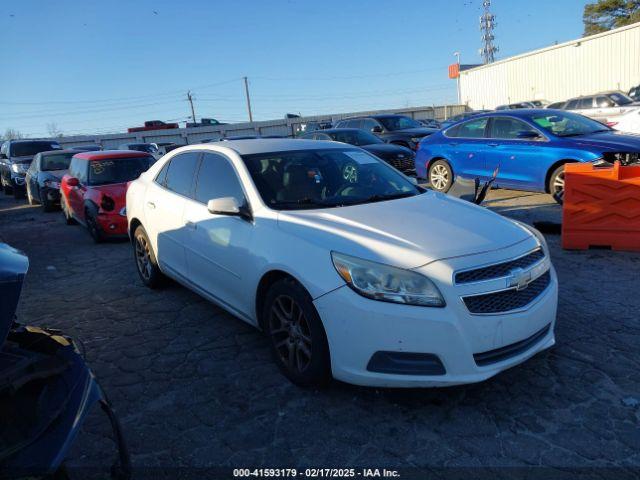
(66, 177, 79, 187)
(517, 130, 541, 139)
(371, 126, 383, 134)
(207, 197, 252, 221)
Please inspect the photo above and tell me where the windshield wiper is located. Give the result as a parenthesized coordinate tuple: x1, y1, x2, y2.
(340, 191, 416, 206)
(272, 198, 334, 209)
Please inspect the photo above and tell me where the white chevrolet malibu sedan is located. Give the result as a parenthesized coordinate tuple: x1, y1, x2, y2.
(126, 139, 557, 388)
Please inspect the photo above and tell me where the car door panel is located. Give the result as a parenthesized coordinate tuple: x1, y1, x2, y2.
(445, 118, 490, 180)
(183, 152, 255, 316)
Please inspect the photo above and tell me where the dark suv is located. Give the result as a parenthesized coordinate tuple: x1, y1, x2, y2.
(0, 140, 62, 198)
(334, 114, 437, 150)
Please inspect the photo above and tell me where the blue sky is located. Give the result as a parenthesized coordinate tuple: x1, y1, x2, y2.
(1, 0, 590, 137)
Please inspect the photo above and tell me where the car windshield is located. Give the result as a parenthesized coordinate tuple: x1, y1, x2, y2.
(242, 148, 421, 210)
(377, 116, 423, 131)
(530, 112, 611, 137)
(608, 93, 634, 105)
(88, 157, 151, 185)
(10, 141, 61, 157)
(41, 152, 74, 171)
(329, 130, 383, 146)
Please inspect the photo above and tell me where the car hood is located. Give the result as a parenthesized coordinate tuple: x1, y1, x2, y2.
(389, 127, 438, 137)
(361, 143, 413, 156)
(570, 131, 640, 151)
(277, 192, 532, 269)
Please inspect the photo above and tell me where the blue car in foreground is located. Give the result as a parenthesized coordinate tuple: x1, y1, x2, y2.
(415, 109, 640, 198)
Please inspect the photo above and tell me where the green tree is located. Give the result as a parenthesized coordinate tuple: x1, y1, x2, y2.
(583, 0, 640, 36)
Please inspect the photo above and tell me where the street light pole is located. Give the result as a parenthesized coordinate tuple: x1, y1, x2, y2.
(454, 52, 461, 105)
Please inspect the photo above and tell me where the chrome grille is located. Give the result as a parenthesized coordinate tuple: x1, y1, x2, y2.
(463, 271, 551, 314)
(455, 248, 545, 284)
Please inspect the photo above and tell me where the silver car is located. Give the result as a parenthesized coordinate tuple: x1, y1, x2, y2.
(565, 91, 640, 122)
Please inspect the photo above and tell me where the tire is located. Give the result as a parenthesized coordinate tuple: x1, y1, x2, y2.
(263, 278, 331, 388)
(428, 160, 453, 192)
(13, 186, 24, 200)
(85, 208, 104, 243)
(61, 196, 75, 225)
(133, 225, 164, 289)
(27, 186, 36, 205)
(548, 165, 565, 203)
(42, 197, 54, 212)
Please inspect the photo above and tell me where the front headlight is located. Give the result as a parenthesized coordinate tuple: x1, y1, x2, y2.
(331, 252, 445, 307)
(44, 179, 60, 189)
(514, 221, 548, 252)
(11, 163, 28, 174)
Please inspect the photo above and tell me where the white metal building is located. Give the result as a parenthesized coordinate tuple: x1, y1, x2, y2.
(459, 22, 640, 110)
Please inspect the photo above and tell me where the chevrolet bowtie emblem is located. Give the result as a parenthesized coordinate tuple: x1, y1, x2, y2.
(507, 267, 532, 291)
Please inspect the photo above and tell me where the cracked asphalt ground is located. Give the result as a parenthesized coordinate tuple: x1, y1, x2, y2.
(1, 189, 639, 479)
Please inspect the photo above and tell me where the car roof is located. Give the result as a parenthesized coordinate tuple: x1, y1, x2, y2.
(73, 150, 153, 161)
(176, 139, 350, 156)
(306, 128, 360, 134)
(40, 149, 78, 156)
(8, 139, 60, 144)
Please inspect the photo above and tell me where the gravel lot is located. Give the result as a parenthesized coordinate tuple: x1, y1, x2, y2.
(1, 190, 639, 479)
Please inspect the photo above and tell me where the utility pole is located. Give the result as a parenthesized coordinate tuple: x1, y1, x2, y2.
(243, 76, 253, 123)
(479, 0, 498, 64)
(454, 52, 461, 104)
(187, 90, 196, 124)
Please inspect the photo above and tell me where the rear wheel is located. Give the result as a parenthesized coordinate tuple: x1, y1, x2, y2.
(263, 278, 331, 388)
(133, 225, 164, 288)
(61, 196, 75, 225)
(428, 160, 453, 192)
(548, 165, 565, 203)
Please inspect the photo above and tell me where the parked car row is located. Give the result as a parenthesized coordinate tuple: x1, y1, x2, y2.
(1, 135, 560, 389)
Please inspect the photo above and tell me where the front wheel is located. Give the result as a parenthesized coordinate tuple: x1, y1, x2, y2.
(548, 165, 565, 204)
(85, 208, 104, 243)
(428, 160, 453, 192)
(263, 278, 331, 388)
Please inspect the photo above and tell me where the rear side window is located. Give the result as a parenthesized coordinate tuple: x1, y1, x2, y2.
(194, 153, 245, 204)
(578, 98, 593, 109)
(155, 160, 171, 185)
(455, 118, 488, 138)
(164, 152, 201, 197)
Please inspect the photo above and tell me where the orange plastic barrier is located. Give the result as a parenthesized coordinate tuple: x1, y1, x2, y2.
(562, 161, 640, 251)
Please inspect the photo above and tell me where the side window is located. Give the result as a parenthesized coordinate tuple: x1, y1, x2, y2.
(596, 96, 614, 108)
(578, 98, 594, 109)
(444, 124, 461, 137)
(164, 152, 201, 197)
(566, 99, 580, 109)
(76, 160, 88, 183)
(457, 118, 489, 138)
(489, 117, 539, 139)
(361, 119, 378, 131)
(194, 153, 245, 205)
(155, 159, 171, 186)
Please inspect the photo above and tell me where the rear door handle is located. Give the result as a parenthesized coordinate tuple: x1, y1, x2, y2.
(147, 201, 156, 209)
(185, 221, 197, 230)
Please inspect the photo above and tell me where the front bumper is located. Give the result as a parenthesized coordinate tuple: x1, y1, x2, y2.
(96, 211, 128, 237)
(314, 240, 557, 387)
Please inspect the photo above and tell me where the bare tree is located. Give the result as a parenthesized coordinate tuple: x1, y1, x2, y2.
(2, 128, 24, 140)
(46, 122, 63, 138)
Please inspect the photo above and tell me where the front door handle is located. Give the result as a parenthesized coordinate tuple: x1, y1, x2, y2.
(147, 201, 156, 209)
(185, 221, 197, 230)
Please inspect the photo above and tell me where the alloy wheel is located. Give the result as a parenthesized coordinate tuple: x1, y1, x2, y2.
(135, 235, 153, 281)
(269, 295, 313, 374)
(552, 171, 565, 194)
(430, 164, 449, 190)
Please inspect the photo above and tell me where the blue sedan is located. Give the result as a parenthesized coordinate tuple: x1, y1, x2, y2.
(415, 109, 640, 197)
